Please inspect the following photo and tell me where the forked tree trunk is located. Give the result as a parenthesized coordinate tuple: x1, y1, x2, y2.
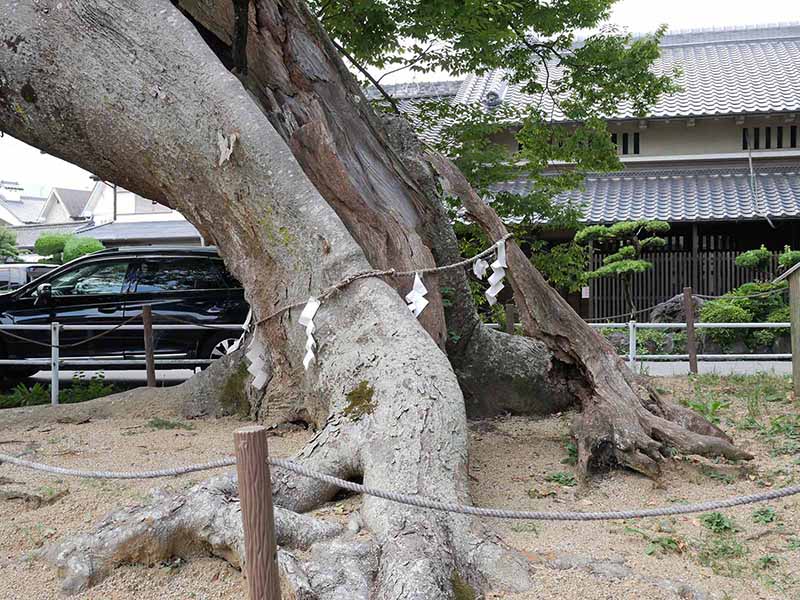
(0, 0, 747, 597)
(0, 1, 532, 597)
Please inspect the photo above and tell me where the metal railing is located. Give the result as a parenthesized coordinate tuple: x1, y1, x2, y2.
(0, 319, 244, 405)
(588, 321, 792, 365)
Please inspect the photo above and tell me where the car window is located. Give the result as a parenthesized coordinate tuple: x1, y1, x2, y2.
(49, 261, 131, 296)
(0, 267, 26, 291)
(133, 257, 234, 292)
(27, 266, 55, 282)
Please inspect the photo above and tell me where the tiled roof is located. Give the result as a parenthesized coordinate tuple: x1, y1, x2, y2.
(53, 188, 91, 218)
(365, 80, 462, 143)
(491, 166, 800, 223)
(75, 219, 202, 242)
(455, 23, 800, 120)
(0, 195, 46, 223)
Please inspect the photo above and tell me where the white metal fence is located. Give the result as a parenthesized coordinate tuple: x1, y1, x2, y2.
(588, 321, 792, 365)
(0, 322, 243, 405)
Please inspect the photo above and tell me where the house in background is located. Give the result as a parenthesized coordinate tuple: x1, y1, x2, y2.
(381, 23, 800, 318)
(0, 181, 46, 227)
(11, 180, 203, 257)
(37, 187, 92, 224)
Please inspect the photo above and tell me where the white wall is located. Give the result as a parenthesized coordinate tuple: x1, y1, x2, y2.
(87, 183, 181, 223)
(489, 115, 800, 162)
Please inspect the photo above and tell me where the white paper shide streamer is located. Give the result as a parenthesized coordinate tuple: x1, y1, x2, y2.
(484, 240, 507, 306)
(405, 273, 429, 318)
(245, 335, 269, 390)
(473, 258, 489, 280)
(298, 297, 321, 370)
(228, 308, 252, 355)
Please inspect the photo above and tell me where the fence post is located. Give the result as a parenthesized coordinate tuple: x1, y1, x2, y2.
(142, 305, 156, 388)
(628, 320, 636, 367)
(235, 426, 281, 600)
(790, 271, 800, 401)
(504, 303, 517, 334)
(683, 287, 698, 375)
(50, 321, 59, 405)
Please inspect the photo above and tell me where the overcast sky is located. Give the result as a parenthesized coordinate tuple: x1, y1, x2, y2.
(1, 0, 796, 196)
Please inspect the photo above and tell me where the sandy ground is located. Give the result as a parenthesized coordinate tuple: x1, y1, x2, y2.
(2, 375, 799, 599)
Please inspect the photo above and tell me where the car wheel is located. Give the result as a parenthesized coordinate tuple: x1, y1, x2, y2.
(200, 334, 243, 361)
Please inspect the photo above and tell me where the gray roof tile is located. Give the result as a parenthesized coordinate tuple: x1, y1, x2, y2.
(456, 24, 800, 120)
(0, 195, 46, 223)
(491, 166, 800, 223)
(75, 220, 202, 242)
(53, 188, 91, 218)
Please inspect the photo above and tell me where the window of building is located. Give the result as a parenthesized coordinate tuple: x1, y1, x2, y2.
(611, 132, 640, 155)
(743, 126, 798, 151)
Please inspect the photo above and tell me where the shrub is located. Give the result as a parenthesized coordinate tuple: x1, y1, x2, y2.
(0, 374, 118, 409)
(735, 244, 772, 272)
(699, 300, 751, 347)
(34, 233, 73, 263)
(637, 329, 668, 355)
(778, 245, 800, 271)
(0, 227, 19, 261)
(62, 236, 104, 262)
(726, 281, 786, 322)
(751, 328, 777, 348)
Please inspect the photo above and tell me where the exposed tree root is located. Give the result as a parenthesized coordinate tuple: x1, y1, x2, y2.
(45, 474, 342, 595)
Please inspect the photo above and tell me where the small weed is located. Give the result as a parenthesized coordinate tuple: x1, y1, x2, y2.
(786, 537, 800, 550)
(684, 397, 729, 425)
(544, 472, 577, 487)
(756, 554, 780, 570)
(701, 467, 736, 485)
(770, 440, 800, 456)
(696, 537, 747, 576)
(700, 512, 737, 534)
(509, 523, 539, 534)
(646, 536, 685, 556)
(752, 507, 777, 524)
(561, 441, 578, 466)
(146, 418, 194, 431)
(160, 557, 185, 574)
(746, 397, 762, 420)
(625, 527, 685, 556)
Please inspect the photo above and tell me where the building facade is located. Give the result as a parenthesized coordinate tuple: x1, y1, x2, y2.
(382, 23, 800, 318)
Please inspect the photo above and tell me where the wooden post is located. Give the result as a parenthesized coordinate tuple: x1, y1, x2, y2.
(790, 272, 800, 401)
(50, 321, 59, 405)
(504, 303, 517, 334)
(235, 426, 281, 600)
(142, 305, 156, 387)
(683, 287, 698, 375)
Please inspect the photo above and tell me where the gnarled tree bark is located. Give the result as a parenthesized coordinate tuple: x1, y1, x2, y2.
(0, 0, 747, 597)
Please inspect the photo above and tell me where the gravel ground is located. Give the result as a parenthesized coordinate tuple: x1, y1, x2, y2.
(2, 374, 798, 599)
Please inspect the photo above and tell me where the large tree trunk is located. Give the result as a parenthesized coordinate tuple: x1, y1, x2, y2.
(175, 0, 569, 418)
(0, 1, 531, 597)
(0, 0, 746, 597)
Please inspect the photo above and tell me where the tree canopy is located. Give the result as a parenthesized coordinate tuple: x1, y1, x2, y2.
(330, 0, 679, 225)
(0, 227, 19, 262)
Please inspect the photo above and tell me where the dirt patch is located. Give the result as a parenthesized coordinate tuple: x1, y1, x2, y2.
(1, 373, 798, 599)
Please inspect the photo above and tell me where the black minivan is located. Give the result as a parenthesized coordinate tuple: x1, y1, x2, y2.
(0, 247, 248, 373)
